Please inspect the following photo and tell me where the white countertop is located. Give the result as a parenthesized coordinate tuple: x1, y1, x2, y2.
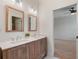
(0, 36, 46, 50)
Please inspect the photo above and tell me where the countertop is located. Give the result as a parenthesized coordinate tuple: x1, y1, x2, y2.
(0, 35, 46, 50)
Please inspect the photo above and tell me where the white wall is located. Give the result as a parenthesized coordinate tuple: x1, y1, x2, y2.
(0, 0, 38, 42)
(39, 0, 77, 57)
(54, 15, 77, 40)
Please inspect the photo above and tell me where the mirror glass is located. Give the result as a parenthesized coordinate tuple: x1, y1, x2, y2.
(6, 6, 24, 32)
(28, 15, 37, 31)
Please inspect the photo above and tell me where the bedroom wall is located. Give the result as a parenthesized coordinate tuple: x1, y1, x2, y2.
(54, 15, 77, 40)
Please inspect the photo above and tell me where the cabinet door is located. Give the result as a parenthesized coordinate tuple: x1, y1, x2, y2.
(18, 44, 29, 59)
(3, 50, 7, 59)
(34, 40, 41, 59)
(17, 45, 26, 59)
(29, 42, 35, 59)
(25, 44, 30, 59)
(7, 48, 18, 59)
(43, 38, 47, 55)
(40, 38, 47, 58)
(6, 44, 30, 59)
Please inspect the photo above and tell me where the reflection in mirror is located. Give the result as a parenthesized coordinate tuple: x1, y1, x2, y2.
(28, 15, 37, 31)
(6, 6, 24, 32)
(12, 16, 22, 31)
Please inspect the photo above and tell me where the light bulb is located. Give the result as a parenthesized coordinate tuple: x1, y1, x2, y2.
(19, 2, 22, 7)
(12, 0, 16, 3)
(33, 10, 37, 16)
(71, 13, 76, 15)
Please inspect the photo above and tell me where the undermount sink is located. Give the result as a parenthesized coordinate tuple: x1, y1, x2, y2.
(0, 35, 46, 50)
(9, 37, 35, 44)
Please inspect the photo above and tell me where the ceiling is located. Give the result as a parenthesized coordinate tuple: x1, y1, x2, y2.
(54, 4, 77, 18)
(25, 0, 39, 10)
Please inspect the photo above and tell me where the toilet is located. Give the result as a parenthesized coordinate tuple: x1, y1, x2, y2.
(44, 56, 59, 59)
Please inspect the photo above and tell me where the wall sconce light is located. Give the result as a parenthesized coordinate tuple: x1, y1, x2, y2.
(28, 7, 38, 16)
(12, 0, 16, 3)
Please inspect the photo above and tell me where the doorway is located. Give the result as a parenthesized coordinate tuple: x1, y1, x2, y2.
(53, 4, 77, 59)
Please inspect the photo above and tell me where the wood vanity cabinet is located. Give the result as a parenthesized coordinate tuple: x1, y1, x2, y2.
(3, 44, 30, 59)
(29, 42, 35, 59)
(40, 38, 47, 58)
(34, 40, 41, 59)
(2, 37, 47, 59)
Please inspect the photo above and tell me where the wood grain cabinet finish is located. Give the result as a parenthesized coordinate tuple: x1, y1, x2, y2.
(40, 38, 47, 58)
(34, 40, 41, 59)
(2, 37, 47, 59)
(7, 48, 18, 59)
(29, 42, 35, 59)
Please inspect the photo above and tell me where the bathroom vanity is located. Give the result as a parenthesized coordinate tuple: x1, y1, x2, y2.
(0, 36, 47, 59)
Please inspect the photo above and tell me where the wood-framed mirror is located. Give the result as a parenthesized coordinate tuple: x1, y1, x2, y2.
(6, 6, 24, 32)
(28, 15, 37, 31)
